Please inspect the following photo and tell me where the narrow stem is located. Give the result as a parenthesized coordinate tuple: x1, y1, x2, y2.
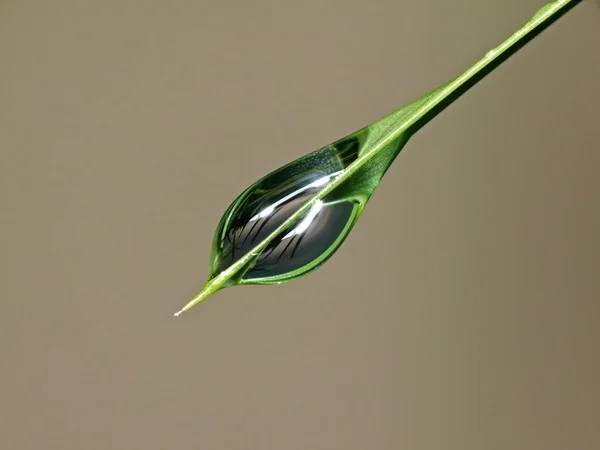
(412, 0, 582, 132)
(356, 0, 580, 170)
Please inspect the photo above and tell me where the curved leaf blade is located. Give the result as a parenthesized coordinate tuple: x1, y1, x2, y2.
(174, 0, 580, 316)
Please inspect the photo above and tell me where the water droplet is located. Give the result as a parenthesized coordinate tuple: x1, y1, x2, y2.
(210, 133, 365, 283)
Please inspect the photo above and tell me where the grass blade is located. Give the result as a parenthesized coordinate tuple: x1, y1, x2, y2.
(175, 0, 581, 316)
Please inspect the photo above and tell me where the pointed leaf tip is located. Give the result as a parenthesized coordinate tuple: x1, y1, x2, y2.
(174, 275, 228, 315)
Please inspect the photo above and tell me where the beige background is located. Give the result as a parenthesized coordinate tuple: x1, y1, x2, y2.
(2, 1, 599, 449)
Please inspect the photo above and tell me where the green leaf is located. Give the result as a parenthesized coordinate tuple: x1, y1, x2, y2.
(174, 0, 581, 316)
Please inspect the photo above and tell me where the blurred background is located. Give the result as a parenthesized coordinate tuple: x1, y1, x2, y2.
(1, 1, 599, 449)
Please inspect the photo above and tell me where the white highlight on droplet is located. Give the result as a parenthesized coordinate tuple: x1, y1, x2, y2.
(309, 175, 331, 188)
(251, 205, 275, 221)
(249, 171, 342, 222)
(282, 200, 324, 240)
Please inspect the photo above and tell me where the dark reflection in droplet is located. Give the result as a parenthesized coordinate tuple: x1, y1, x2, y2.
(245, 200, 356, 279)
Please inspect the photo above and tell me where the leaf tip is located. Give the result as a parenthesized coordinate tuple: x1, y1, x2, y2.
(173, 275, 227, 316)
